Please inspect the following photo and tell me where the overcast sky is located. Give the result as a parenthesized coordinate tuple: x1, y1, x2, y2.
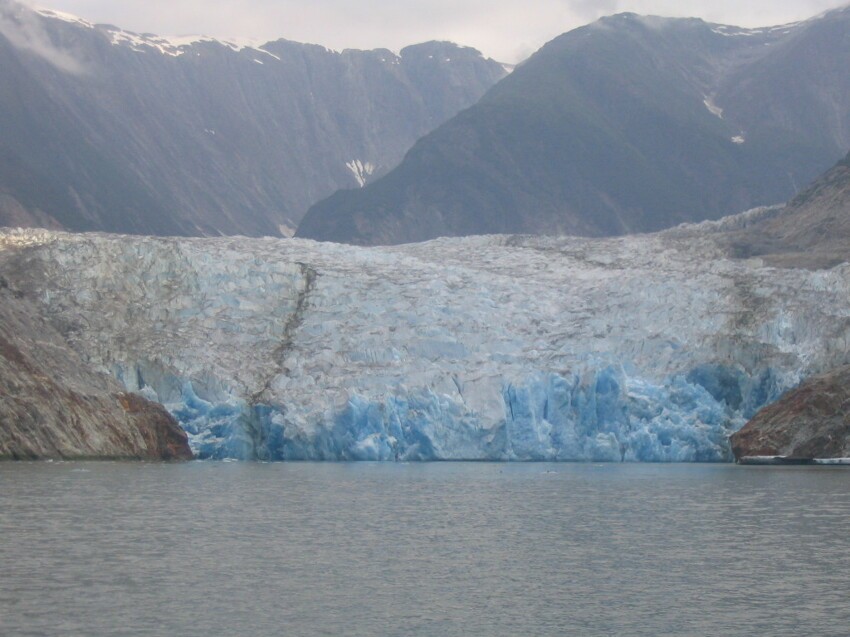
(25, 0, 850, 62)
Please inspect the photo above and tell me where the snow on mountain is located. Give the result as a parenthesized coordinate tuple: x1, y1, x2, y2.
(34, 6, 278, 57)
(346, 160, 376, 188)
(709, 22, 802, 38)
(101, 29, 288, 58)
(703, 97, 723, 119)
(2, 220, 848, 462)
(33, 7, 93, 28)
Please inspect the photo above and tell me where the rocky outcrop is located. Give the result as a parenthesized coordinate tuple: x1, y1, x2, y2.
(0, 277, 192, 460)
(730, 366, 850, 460)
(723, 151, 850, 269)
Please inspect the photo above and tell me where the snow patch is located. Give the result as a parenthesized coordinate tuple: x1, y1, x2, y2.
(710, 22, 801, 38)
(34, 7, 94, 29)
(703, 97, 724, 119)
(278, 224, 296, 238)
(262, 49, 281, 61)
(732, 135, 746, 144)
(346, 160, 376, 188)
(100, 25, 282, 59)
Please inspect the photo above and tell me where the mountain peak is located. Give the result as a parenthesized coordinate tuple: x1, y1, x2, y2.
(401, 41, 484, 58)
(31, 4, 277, 58)
(34, 6, 94, 29)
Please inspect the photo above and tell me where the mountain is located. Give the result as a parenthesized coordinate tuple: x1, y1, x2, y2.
(0, 1, 506, 236)
(298, 7, 850, 245)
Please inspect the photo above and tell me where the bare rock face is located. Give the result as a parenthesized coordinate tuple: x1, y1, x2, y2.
(0, 279, 192, 460)
(113, 393, 195, 461)
(730, 366, 850, 460)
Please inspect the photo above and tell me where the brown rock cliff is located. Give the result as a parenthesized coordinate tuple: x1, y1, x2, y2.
(730, 366, 850, 460)
(0, 281, 191, 461)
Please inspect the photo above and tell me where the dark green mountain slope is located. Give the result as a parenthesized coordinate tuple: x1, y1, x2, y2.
(298, 9, 850, 245)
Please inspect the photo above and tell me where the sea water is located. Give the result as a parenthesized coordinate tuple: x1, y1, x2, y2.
(1, 462, 849, 636)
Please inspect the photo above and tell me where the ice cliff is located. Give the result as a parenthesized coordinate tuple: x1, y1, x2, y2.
(2, 226, 849, 461)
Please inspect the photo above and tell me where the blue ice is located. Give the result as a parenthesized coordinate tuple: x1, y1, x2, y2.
(157, 363, 786, 462)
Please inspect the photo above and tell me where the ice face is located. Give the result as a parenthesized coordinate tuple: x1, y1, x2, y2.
(249, 366, 780, 462)
(110, 363, 784, 462)
(3, 228, 849, 461)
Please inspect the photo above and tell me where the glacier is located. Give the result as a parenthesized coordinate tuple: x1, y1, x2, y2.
(1, 225, 849, 462)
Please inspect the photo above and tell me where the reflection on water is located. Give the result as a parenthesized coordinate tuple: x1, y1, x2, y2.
(1, 462, 849, 636)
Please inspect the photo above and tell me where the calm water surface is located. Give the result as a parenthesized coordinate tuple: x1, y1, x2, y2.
(1, 462, 849, 636)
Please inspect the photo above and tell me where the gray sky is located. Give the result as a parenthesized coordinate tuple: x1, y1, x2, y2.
(25, 0, 850, 62)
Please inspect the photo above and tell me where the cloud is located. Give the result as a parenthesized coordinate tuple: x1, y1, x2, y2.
(13, 0, 850, 63)
(572, 0, 848, 27)
(570, 0, 622, 21)
(0, 0, 87, 73)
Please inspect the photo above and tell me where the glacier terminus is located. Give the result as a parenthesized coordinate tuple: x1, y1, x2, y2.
(2, 216, 848, 462)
